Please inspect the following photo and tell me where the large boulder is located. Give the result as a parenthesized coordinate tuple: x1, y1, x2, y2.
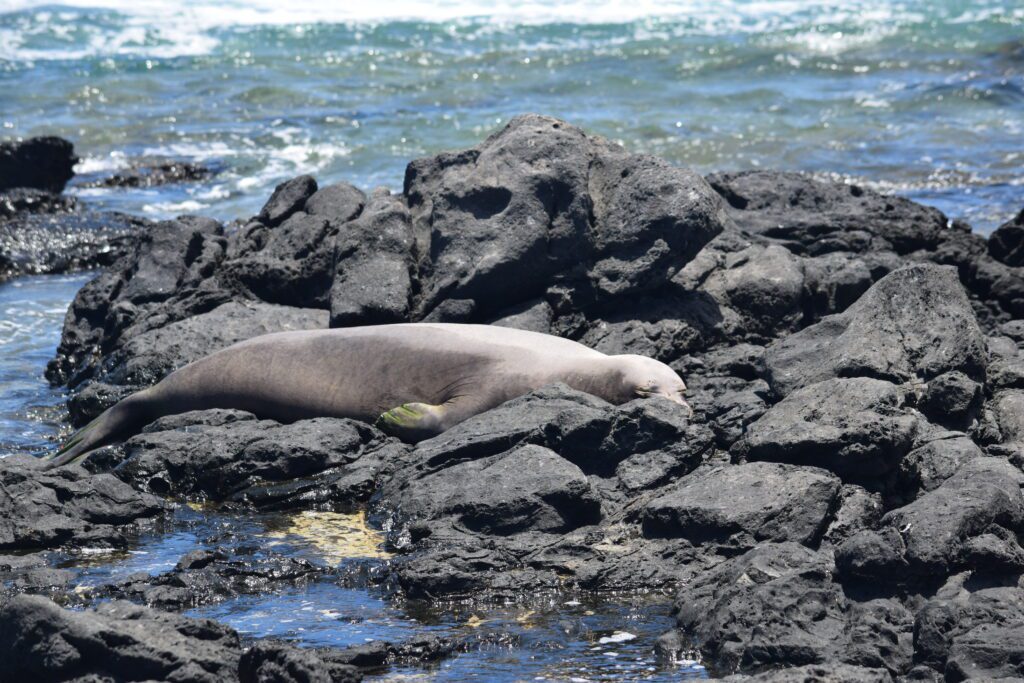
(381, 443, 601, 536)
(0, 454, 163, 551)
(670, 542, 912, 675)
(765, 264, 987, 397)
(707, 170, 947, 255)
(329, 188, 414, 327)
(405, 114, 728, 319)
(112, 409, 406, 510)
(641, 462, 841, 548)
(736, 377, 919, 482)
(837, 458, 1024, 583)
(0, 136, 76, 193)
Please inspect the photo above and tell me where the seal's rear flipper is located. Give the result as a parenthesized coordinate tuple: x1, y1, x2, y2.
(44, 392, 156, 469)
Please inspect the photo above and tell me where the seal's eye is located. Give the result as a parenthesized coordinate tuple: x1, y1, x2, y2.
(634, 383, 657, 397)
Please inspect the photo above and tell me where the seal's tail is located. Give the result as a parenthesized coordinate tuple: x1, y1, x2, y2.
(44, 392, 154, 469)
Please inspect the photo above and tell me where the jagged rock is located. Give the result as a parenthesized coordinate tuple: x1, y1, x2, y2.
(258, 174, 318, 227)
(913, 577, 1024, 672)
(108, 301, 326, 388)
(836, 458, 1024, 583)
(736, 377, 919, 482)
(0, 595, 360, 683)
(721, 664, 893, 682)
(405, 114, 727, 319)
(671, 542, 912, 675)
(895, 434, 983, 496)
(918, 371, 982, 429)
(1, 178, 146, 283)
(382, 443, 600, 535)
(85, 547, 331, 611)
(0, 454, 163, 551)
(329, 188, 414, 327)
(765, 264, 987, 397)
(945, 623, 1024, 682)
(112, 410, 406, 509)
(822, 484, 883, 546)
(707, 170, 947, 255)
(989, 208, 1024, 268)
(47, 216, 230, 386)
(240, 642, 361, 683)
(0, 136, 76, 192)
(81, 161, 213, 189)
(641, 462, 841, 548)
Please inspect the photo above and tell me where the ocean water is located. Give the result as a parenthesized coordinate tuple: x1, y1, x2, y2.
(1, 0, 1022, 231)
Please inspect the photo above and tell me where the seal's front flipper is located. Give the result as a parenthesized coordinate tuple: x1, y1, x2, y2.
(375, 402, 447, 442)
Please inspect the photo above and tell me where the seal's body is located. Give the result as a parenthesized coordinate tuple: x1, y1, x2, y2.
(48, 323, 689, 467)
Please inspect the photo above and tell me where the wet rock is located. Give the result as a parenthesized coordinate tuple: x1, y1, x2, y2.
(240, 641, 361, 683)
(0, 454, 163, 551)
(113, 410, 407, 509)
(989, 208, 1024, 268)
(329, 189, 414, 327)
(90, 547, 331, 611)
(0, 594, 358, 683)
(736, 377, 919, 483)
(258, 174, 318, 227)
(0, 136, 76, 193)
(641, 462, 841, 548)
(405, 113, 727, 319)
(81, 160, 213, 189)
(765, 264, 987, 397)
(836, 458, 1024, 583)
(1, 194, 146, 283)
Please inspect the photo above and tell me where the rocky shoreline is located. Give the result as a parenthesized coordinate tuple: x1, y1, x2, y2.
(2, 114, 1023, 681)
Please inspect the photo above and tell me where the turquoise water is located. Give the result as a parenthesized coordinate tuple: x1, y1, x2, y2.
(1, 0, 1021, 231)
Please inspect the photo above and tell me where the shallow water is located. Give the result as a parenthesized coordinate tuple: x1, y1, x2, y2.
(1, 0, 1022, 232)
(0, 272, 90, 455)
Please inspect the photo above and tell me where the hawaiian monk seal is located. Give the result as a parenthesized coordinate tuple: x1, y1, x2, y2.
(47, 323, 690, 467)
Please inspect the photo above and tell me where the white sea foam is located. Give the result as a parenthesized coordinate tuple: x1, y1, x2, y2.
(0, 0, 1001, 61)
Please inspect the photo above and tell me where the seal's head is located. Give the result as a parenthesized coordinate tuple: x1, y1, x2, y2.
(605, 354, 692, 415)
